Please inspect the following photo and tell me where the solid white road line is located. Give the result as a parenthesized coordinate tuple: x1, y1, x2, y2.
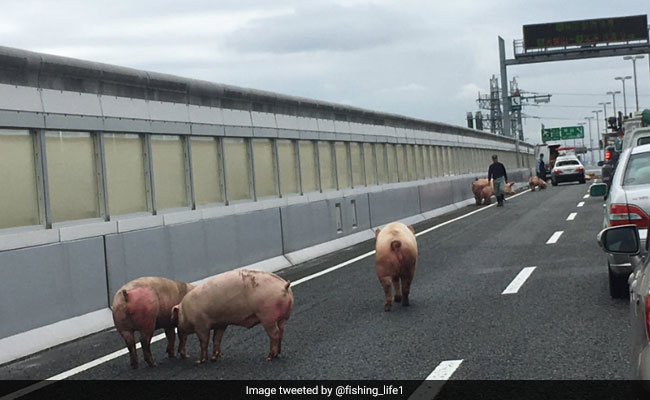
(567, 212, 577, 221)
(577, 201, 585, 207)
(502, 267, 537, 295)
(408, 360, 464, 400)
(546, 231, 564, 244)
(583, 194, 589, 199)
(4, 190, 533, 399)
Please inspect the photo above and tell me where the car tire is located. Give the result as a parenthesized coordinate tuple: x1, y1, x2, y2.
(579, 176, 585, 184)
(552, 178, 557, 186)
(608, 265, 628, 299)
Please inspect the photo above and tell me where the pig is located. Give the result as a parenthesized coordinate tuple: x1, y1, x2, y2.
(111, 277, 194, 369)
(172, 269, 293, 364)
(472, 178, 489, 205)
(528, 176, 547, 191)
(375, 222, 418, 312)
(478, 181, 515, 204)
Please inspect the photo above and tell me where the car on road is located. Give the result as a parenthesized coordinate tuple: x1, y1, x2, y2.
(551, 155, 585, 186)
(592, 143, 650, 298)
(598, 224, 649, 382)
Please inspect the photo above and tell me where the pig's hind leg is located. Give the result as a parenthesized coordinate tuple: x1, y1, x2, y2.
(139, 318, 157, 367)
(379, 276, 393, 312)
(401, 274, 413, 307)
(164, 327, 175, 358)
(195, 327, 211, 364)
(119, 330, 139, 369)
(392, 276, 402, 303)
(211, 326, 227, 361)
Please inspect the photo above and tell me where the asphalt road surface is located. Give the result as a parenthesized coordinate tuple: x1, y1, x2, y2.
(0, 181, 636, 398)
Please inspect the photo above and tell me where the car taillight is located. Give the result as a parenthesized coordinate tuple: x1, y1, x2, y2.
(608, 204, 650, 228)
(605, 151, 612, 161)
(645, 296, 650, 343)
(553, 169, 562, 174)
(576, 167, 584, 173)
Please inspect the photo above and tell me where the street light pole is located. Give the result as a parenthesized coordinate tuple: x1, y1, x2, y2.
(593, 109, 604, 161)
(624, 55, 644, 112)
(614, 76, 631, 116)
(606, 91, 620, 118)
(585, 116, 594, 164)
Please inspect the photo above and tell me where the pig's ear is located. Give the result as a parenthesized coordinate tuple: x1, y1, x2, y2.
(408, 225, 415, 234)
(375, 228, 381, 238)
(171, 305, 179, 324)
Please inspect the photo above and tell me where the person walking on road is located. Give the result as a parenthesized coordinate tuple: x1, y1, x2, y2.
(488, 154, 508, 207)
(536, 153, 547, 181)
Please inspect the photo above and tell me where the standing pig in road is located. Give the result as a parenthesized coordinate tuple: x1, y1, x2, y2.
(478, 181, 515, 204)
(111, 277, 195, 369)
(375, 222, 418, 311)
(172, 269, 293, 364)
(528, 176, 547, 191)
(472, 178, 489, 205)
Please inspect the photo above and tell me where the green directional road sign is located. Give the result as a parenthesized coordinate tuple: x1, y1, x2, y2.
(541, 126, 584, 142)
(560, 125, 584, 139)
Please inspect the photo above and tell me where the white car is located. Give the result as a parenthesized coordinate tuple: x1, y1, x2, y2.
(551, 155, 585, 186)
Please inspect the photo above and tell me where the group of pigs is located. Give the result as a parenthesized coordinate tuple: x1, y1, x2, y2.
(111, 222, 418, 369)
(471, 175, 546, 205)
(113, 175, 548, 369)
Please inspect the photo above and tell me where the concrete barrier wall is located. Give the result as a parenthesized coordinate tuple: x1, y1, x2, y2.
(0, 237, 107, 338)
(0, 168, 531, 342)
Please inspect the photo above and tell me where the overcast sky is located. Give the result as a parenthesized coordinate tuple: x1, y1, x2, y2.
(1, 0, 648, 145)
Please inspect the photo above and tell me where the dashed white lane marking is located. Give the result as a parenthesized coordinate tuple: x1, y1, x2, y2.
(5, 189, 534, 399)
(583, 194, 589, 199)
(409, 360, 464, 400)
(502, 267, 537, 295)
(546, 231, 564, 244)
(577, 201, 585, 207)
(567, 212, 577, 221)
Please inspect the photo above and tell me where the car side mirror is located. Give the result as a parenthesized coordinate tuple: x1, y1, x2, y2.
(597, 225, 640, 255)
(597, 161, 604, 167)
(589, 183, 607, 197)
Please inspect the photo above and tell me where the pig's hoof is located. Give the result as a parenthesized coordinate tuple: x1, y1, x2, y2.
(195, 359, 206, 365)
(210, 353, 221, 362)
(130, 363, 138, 369)
(384, 304, 392, 312)
(394, 295, 402, 303)
(266, 353, 278, 361)
(147, 362, 157, 368)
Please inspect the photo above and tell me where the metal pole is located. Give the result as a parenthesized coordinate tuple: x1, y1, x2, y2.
(585, 117, 594, 165)
(593, 109, 602, 161)
(498, 36, 512, 139)
(631, 57, 641, 112)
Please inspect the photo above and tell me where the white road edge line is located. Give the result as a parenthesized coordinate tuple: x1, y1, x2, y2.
(583, 194, 589, 199)
(546, 231, 564, 244)
(3, 190, 532, 399)
(567, 212, 577, 221)
(577, 201, 585, 207)
(408, 359, 464, 400)
(502, 267, 537, 295)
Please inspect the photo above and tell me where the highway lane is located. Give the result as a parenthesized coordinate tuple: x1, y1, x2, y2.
(0, 181, 630, 388)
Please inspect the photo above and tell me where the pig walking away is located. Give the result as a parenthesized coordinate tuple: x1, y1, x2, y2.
(172, 269, 293, 364)
(375, 222, 418, 311)
(111, 277, 194, 368)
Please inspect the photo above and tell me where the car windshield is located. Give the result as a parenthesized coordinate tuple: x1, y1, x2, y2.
(623, 152, 650, 186)
(638, 137, 650, 146)
(556, 160, 579, 166)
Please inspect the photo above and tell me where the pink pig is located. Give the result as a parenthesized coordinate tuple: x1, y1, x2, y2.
(478, 181, 515, 204)
(528, 176, 547, 190)
(111, 277, 195, 368)
(472, 178, 490, 205)
(172, 269, 293, 364)
(375, 222, 418, 311)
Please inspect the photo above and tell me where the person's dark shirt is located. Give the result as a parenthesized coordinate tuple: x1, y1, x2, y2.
(488, 162, 507, 181)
